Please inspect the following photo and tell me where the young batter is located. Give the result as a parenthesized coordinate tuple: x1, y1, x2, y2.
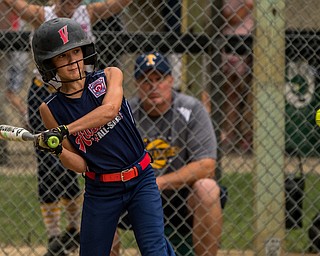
(32, 17, 176, 256)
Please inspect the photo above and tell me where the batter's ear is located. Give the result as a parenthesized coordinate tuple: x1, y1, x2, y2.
(39, 59, 57, 83)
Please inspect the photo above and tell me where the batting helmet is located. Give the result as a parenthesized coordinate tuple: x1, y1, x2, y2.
(32, 17, 96, 82)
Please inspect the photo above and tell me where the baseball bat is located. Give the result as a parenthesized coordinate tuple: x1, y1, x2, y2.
(0, 125, 60, 148)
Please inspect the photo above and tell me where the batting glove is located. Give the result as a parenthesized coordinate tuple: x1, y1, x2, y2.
(51, 144, 63, 157)
(50, 125, 69, 139)
(38, 125, 68, 148)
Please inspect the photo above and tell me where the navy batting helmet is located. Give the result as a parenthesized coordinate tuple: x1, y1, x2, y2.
(32, 17, 96, 82)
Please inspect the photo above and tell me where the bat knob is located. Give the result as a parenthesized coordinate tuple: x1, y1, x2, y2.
(47, 136, 60, 148)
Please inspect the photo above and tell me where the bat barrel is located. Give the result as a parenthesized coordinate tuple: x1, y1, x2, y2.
(0, 125, 35, 142)
(0, 125, 61, 149)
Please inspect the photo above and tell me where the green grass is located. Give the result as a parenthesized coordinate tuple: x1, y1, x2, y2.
(0, 172, 319, 252)
(0, 175, 45, 246)
(220, 173, 255, 250)
(220, 172, 320, 252)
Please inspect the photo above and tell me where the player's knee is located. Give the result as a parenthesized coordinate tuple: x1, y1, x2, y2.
(191, 179, 221, 207)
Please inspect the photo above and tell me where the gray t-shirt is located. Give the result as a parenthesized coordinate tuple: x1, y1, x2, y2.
(129, 91, 217, 177)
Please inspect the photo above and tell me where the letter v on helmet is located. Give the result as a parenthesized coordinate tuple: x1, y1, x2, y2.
(58, 25, 69, 44)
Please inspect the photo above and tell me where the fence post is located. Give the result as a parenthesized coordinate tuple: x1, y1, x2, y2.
(180, 0, 213, 96)
(253, 0, 286, 255)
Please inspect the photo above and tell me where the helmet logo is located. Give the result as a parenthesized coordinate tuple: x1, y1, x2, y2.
(58, 25, 69, 44)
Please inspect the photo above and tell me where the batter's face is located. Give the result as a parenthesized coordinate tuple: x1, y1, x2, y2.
(52, 47, 85, 81)
(137, 70, 173, 114)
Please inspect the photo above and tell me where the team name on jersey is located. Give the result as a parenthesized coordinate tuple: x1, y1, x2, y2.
(74, 112, 123, 152)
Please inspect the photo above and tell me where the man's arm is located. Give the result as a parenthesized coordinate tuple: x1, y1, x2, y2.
(222, 0, 253, 26)
(3, 0, 44, 28)
(157, 158, 215, 190)
(87, 0, 132, 25)
(157, 98, 218, 190)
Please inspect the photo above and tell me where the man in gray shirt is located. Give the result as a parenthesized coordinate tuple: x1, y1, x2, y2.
(115, 52, 223, 256)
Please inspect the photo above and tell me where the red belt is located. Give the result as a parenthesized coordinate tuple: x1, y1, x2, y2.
(85, 153, 151, 182)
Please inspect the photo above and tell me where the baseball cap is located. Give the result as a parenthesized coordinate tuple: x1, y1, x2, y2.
(134, 52, 172, 80)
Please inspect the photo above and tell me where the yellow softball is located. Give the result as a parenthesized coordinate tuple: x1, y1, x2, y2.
(47, 136, 60, 148)
(316, 109, 320, 127)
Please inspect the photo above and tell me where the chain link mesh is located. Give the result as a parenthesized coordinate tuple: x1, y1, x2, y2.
(1, 0, 320, 255)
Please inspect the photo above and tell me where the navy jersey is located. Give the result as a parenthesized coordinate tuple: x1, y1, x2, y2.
(45, 70, 145, 173)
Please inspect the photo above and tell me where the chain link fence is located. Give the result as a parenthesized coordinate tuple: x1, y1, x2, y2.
(1, 0, 320, 255)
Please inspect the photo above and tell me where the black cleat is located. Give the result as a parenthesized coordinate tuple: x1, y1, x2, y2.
(44, 228, 80, 256)
(43, 236, 65, 256)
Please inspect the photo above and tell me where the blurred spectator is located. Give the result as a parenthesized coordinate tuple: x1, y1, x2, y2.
(0, 5, 29, 124)
(93, 15, 124, 69)
(5, 15, 29, 127)
(2, 0, 132, 35)
(27, 77, 83, 256)
(113, 52, 224, 256)
(0, 3, 29, 165)
(220, 0, 254, 153)
(0, 1, 10, 165)
(222, 0, 254, 35)
(83, 0, 125, 68)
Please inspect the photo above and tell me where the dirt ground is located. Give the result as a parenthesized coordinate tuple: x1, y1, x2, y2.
(2, 246, 319, 256)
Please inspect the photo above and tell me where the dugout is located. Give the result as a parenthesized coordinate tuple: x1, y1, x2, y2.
(285, 30, 320, 157)
(284, 30, 320, 230)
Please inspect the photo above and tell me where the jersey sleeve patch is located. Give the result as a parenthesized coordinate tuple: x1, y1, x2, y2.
(88, 77, 107, 98)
